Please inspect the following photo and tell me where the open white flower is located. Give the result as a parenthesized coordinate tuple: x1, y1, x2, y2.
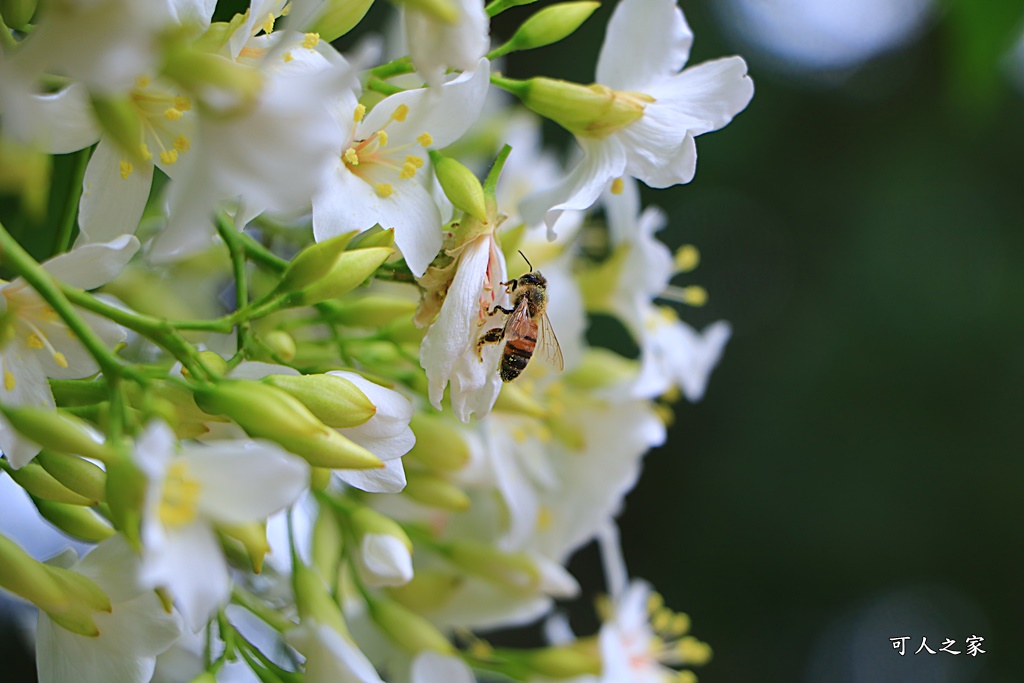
(403, 0, 489, 88)
(36, 536, 182, 683)
(312, 59, 490, 277)
(521, 0, 754, 230)
(419, 231, 508, 422)
(286, 620, 385, 683)
(410, 651, 475, 683)
(135, 421, 309, 631)
(0, 236, 138, 468)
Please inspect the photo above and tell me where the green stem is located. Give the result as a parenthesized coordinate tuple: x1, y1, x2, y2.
(366, 57, 415, 80)
(0, 17, 16, 50)
(236, 231, 288, 272)
(0, 223, 132, 381)
(215, 215, 251, 352)
(366, 78, 405, 96)
(51, 147, 91, 256)
(230, 585, 296, 633)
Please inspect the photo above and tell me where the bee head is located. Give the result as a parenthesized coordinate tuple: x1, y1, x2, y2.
(519, 271, 546, 287)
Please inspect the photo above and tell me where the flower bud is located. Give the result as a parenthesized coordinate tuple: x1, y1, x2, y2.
(405, 413, 470, 472)
(445, 540, 539, 591)
(193, 381, 384, 469)
(35, 451, 107, 503)
(565, 348, 637, 390)
(0, 535, 68, 614)
(276, 231, 358, 296)
(262, 373, 376, 429)
(105, 457, 148, 548)
(0, 406, 114, 464)
(1, 460, 96, 506)
(262, 330, 297, 362)
(520, 645, 602, 678)
(387, 570, 461, 612)
(161, 47, 264, 114)
(89, 94, 146, 163)
(365, 595, 455, 654)
(311, 504, 343, 582)
(293, 562, 349, 637)
(429, 151, 487, 222)
(492, 383, 545, 418)
(349, 507, 413, 587)
(0, 0, 35, 29)
(218, 522, 269, 574)
(328, 296, 417, 328)
(293, 247, 393, 305)
(194, 350, 230, 377)
(490, 2, 599, 58)
(42, 563, 111, 636)
(306, 0, 375, 41)
(348, 227, 396, 250)
(492, 75, 650, 139)
(403, 471, 470, 511)
(391, 0, 458, 23)
(32, 497, 115, 543)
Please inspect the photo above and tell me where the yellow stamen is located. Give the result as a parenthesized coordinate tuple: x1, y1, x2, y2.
(160, 149, 179, 165)
(647, 592, 664, 614)
(174, 96, 191, 112)
(374, 183, 393, 198)
(536, 505, 553, 531)
(676, 672, 697, 683)
(674, 245, 700, 273)
(681, 285, 706, 307)
(158, 460, 203, 527)
(670, 613, 691, 636)
(4, 371, 15, 391)
(610, 177, 624, 194)
(343, 148, 359, 165)
(53, 352, 68, 368)
(399, 162, 417, 179)
(405, 155, 424, 168)
(139, 144, 153, 161)
(174, 135, 190, 153)
(354, 103, 366, 123)
(260, 12, 275, 35)
(417, 132, 433, 147)
(164, 107, 183, 121)
(676, 637, 711, 666)
(135, 75, 151, 89)
(26, 333, 44, 349)
(377, 130, 388, 147)
(282, 51, 294, 63)
(120, 161, 134, 179)
(302, 32, 320, 49)
(391, 104, 409, 122)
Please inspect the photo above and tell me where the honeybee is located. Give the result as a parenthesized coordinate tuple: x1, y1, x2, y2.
(476, 252, 564, 382)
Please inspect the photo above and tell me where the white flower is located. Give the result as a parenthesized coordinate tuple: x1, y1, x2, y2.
(633, 311, 731, 402)
(355, 533, 414, 588)
(286, 620, 385, 683)
(152, 48, 355, 261)
(135, 421, 309, 631)
(419, 232, 508, 422)
(0, 236, 138, 468)
(410, 651, 475, 683)
(403, 0, 489, 88)
(521, 0, 754, 230)
(35, 536, 182, 683)
(311, 59, 491, 277)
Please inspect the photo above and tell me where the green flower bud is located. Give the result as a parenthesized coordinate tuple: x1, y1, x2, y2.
(565, 348, 637, 390)
(193, 381, 383, 469)
(349, 507, 412, 551)
(0, 534, 68, 614)
(0, 406, 115, 463)
(293, 562, 349, 636)
(49, 379, 107, 406)
(293, 247, 393, 306)
(1, 460, 96, 506)
(42, 564, 111, 636)
(262, 374, 376, 429)
(365, 595, 455, 654)
(311, 504, 343, 583)
(490, 2, 599, 59)
(194, 350, 230, 377)
(32, 497, 115, 543)
(387, 570, 461, 612)
(36, 451, 107, 503)
(429, 151, 487, 222)
(492, 75, 650, 139)
(276, 231, 358, 296)
(218, 522, 269, 574)
(390, 0, 458, 23)
(0, 0, 36, 29)
(348, 227, 396, 250)
(520, 645, 602, 678)
(307, 0, 375, 42)
(262, 330, 297, 362)
(445, 540, 539, 591)
(403, 471, 470, 511)
(89, 94, 146, 163)
(492, 383, 545, 418)
(328, 296, 417, 328)
(105, 457, 148, 548)
(405, 413, 470, 472)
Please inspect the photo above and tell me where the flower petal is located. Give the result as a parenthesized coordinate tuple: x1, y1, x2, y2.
(32, 84, 101, 154)
(596, 0, 693, 91)
(286, 622, 385, 683)
(77, 140, 153, 245)
(335, 457, 407, 494)
(358, 533, 414, 587)
(648, 56, 755, 137)
(45, 234, 140, 289)
(404, 3, 489, 88)
(410, 652, 475, 683)
(0, 351, 50, 467)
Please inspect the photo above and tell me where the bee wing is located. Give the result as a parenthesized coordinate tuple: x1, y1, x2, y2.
(537, 311, 564, 372)
(504, 298, 534, 342)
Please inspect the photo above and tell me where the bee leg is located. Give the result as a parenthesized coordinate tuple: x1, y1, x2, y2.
(488, 304, 516, 316)
(476, 327, 504, 360)
(500, 279, 518, 293)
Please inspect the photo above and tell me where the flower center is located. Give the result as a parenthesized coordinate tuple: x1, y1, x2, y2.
(120, 76, 193, 177)
(159, 460, 203, 527)
(342, 103, 431, 198)
(0, 287, 72, 385)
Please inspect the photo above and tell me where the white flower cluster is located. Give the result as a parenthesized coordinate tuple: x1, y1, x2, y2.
(0, 0, 751, 682)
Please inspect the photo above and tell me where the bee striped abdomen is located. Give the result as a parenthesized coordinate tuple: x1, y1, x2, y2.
(500, 334, 536, 382)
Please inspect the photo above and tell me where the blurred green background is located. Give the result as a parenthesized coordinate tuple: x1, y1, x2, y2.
(506, 1, 1024, 681)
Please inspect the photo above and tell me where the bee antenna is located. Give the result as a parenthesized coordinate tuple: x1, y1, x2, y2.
(518, 250, 533, 272)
